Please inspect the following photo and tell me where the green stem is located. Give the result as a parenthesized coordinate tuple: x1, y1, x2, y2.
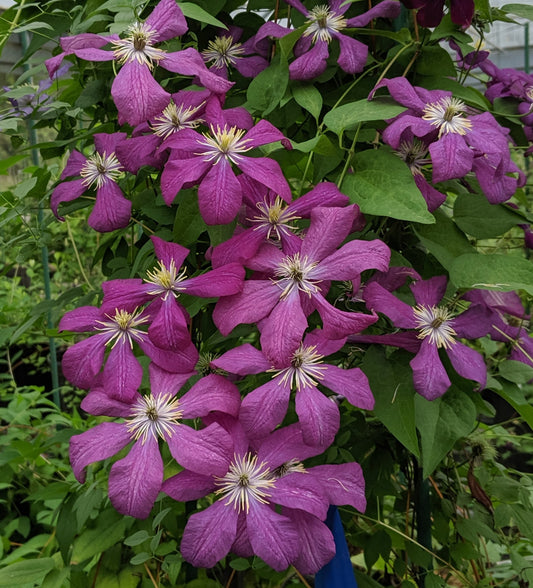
(336, 122, 362, 188)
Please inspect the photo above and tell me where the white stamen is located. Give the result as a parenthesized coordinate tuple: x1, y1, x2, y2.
(422, 96, 472, 137)
(197, 125, 253, 165)
(272, 343, 326, 390)
(303, 5, 347, 43)
(127, 393, 183, 443)
(272, 458, 307, 478)
(151, 101, 204, 138)
(413, 305, 457, 349)
(249, 196, 301, 242)
(112, 22, 166, 69)
(395, 139, 430, 176)
(95, 308, 149, 349)
(144, 259, 188, 299)
(202, 36, 245, 69)
(80, 152, 122, 189)
(214, 453, 275, 513)
(274, 252, 320, 299)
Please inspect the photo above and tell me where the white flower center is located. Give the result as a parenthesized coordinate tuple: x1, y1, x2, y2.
(272, 343, 326, 390)
(198, 125, 253, 165)
(413, 305, 457, 349)
(151, 101, 204, 138)
(202, 35, 245, 69)
(80, 152, 122, 189)
(395, 139, 430, 176)
(303, 5, 347, 43)
(112, 22, 166, 69)
(422, 96, 472, 137)
(272, 458, 307, 478)
(274, 252, 320, 299)
(127, 393, 183, 443)
(214, 453, 275, 513)
(144, 259, 188, 299)
(249, 196, 301, 242)
(95, 308, 149, 348)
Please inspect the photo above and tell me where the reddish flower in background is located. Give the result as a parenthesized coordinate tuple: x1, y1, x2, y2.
(401, 0, 475, 28)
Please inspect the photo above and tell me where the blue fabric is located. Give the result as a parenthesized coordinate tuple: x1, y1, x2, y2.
(315, 506, 359, 588)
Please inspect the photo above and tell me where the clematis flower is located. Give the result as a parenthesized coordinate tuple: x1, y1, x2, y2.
(51, 133, 131, 232)
(211, 330, 374, 446)
(202, 26, 269, 79)
(400, 0, 475, 28)
(98, 235, 245, 351)
(210, 179, 351, 268)
(59, 298, 198, 401)
(45, 0, 232, 126)
(160, 118, 291, 225)
(213, 205, 390, 366)
(69, 364, 240, 518)
(285, 0, 401, 80)
(355, 275, 491, 399)
(372, 77, 525, 204)
(162, 419, 366, 572)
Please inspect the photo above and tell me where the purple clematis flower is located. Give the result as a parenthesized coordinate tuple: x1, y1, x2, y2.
(211, 329, 374, 446)
(210, 179, 351, 268)
(99, 235, 245, 352)
(160, 118, 291, 225)
(372, 77, 525, 204)
(59, 297, 198, 401)
(69, 364, 240, 518)
(401, 0, 475, 28)
(285, 0, 401, 80)
(45, 0, 232, 126)
(202, 26, 269, 79)
(213, 205, 390, 366)
(355, 274, 491, 399)
(162, 418, 366, 572)
(51, 133, 132, 232)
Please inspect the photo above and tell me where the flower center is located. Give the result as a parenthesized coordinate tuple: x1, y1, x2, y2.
(151, 101, 204, 138)
(80, 152, 122, 189)
(249, 196, 301, 242)
(95, 307, 149, 348)
(202, 35, 245, 69)
(112, 22, 166, 69)
(272, 343, 326, 390)
(214, 453, 275, 513)
(274, 252, 320, 299)
(303, 5, 347, 43)
(413, 305, 457, 349)
(144, 259, 188, 299)
(395, 139, 429, 176)
(422, 96, 472, 137)
(198, 125, 253, 165)
(126, 393, 183, 443)
(272, 459, 307, 478)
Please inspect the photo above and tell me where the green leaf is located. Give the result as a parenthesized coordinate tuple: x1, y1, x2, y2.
(0, 558, 55, 586)
(173, 189, 207, 247)
(453, 193, 524, 239)
(341, 149, 435, 224)
(415, 45, 456, 78)
(502, 3, 533, 19)
(246, 56, 289, 116)
(494, 381, 533, 430)
(71, 510, 127, 562)
(323, 98, 406, 136)
(499, 360, 533, 384)
(449, 253, 533, 295)
(291, 83, 323, 121)
(229, 558, 250, 570)
(177, 3, 226, 28)
(278, 25, 306, 58)
(124, 530, 150, 547)
(362, 347, 420, 457)
(415, 210, 476, 271)
(415, 387, 477, 478)
(130, 552, 151, 565)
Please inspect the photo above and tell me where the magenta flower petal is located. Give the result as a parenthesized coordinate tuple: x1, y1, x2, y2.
(94, 132, 127, 155)
(149, 363, 193, 398)
(309, 463, 366, 511)
(289, 510, 336, 575)
(162, 470, 216, 501)
(346, 0, 401, 26)
(429, 133, 473, 183)
(289, 182, 349, 217)
(181, 500, 238, 568)
(210, 226, 267, 268)
(61, 150, 87, 179)
(237, 156, 292, 202)
(62, 335, 106, 389)
(242, 119, 288, 148)
(247, 503, 299, 572)
(256, 424, 323, 468)
(51, 178, 86, 220)
(81, 387, 131, 417)
(145, 0, 187, 41)
(112, 61, 171, 127)
(71, 47, 115, 62)
(151, 234, 189, 268)
(410, 339, 451, 400)
(321, 365, 374, 410)
(413, 174, 446, 211)
(335, 33, 368, 75)
(169, 423, 233, 476)
(240, 377, 291, 440)
(312, 290, 378, 338)
(69, 422, 131, 483)
(296, 384, 340, 447)
(364, 282, 418, 328)
(211, 344, 271, 376)
(148, 297, 190, 350)
(289, 40, 330, 80)
(446, 342, 486, 389)
(183, 264, 244, 297)
(410, 275, 447, 307)
(161, 156, 211, 205)
(138, 337, 199, 373)
(108, 435, 163, 518)
(116, 134, 163, 173)
(89, 181, 131, 232)
(102, 341, 143, 402)
(59, 305, 102, 332)
(198, 159, 243, 225)
(179, 374, 241, 418)
(269, 473, 328, 520)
